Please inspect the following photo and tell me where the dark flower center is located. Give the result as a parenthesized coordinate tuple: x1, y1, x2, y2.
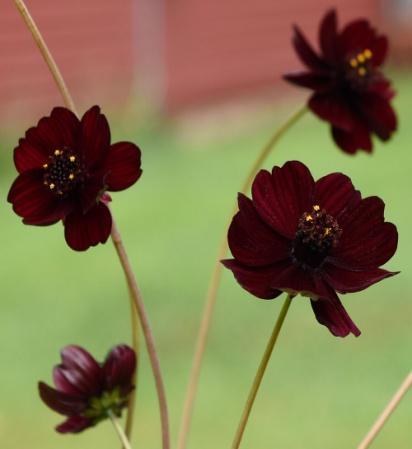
(345, 48, 374, 89)
(291, 205, 342, 269)
(43, 148, 83, 196)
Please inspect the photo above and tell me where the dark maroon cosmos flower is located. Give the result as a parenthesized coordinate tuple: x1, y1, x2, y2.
(284, 10, 397, 154)
(8, 106, 142, 251)
(223, 161, 398, 337)
(39, 345, 136, 433)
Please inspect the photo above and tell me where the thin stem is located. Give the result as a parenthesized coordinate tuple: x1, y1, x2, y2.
(239, 106, 307, 194)
(13, 0, 78, 115)
(109, 411, 134, 449)
(232, 295, 293, 449)
(13, 2, 145, 445)
(357, 371, 412, 449)
(177, 106, 307, 449)
(111, 218, 170, 449)
(124, 293, 140, 445)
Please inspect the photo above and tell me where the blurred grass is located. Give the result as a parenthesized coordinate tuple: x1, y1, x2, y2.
(0, 73, 411, 449)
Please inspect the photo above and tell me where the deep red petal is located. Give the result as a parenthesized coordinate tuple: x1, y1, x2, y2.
(80, 174, 106, 213)
(60, 346, 103, 395)
(331, 125, 372, 154)
(103, 345, 136, 391)
(368, 77, 395, 101)
(309, 94, 357, 131)
(56, 415, 93, 434)
(339, 19, 374, 56)
(331, 222, 398, 270)
(14, 107, 79, 173)
(339, 196, 384, 235)
(223, 258, 330, 301)
(323, 265, 398, 293)
(370, 36, 388, 67)
(64, 203, 112, 251)
(38, 382, 87, 415)
(228, 194, 290, 267)
(14, 138, 48, 174)
(292, 25, 327, 70)
(222, 259, 283, 299)
(104, 142, 142, 191)
(314, 173, 361, 219)
(358, 94, 397, 141)
(53, 366, 85, 397)
(7, 170, 70, 225)
(319, 10, 338, 63)
(79, 106, 111, 167)
(251, 161, 314, 239)
(311, 294, 361, 337)
(283, 71, 332, 91)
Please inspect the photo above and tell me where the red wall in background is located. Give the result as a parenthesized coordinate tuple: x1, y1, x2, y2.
(0, 0, 135, 121)
(1, 0, 407, 119)
(163, 0, 379, 110)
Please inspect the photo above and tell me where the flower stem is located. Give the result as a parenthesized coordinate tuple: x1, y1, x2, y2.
(111, 218, 170, 449)
(232, 294, 293, 449)
(108, 410, 134, 449)
(177, 106, 307, 449)
(12, 2, 146, 446)
(124, 292, 140, 445)
(13, 0, 78, 115)
(357, 371, 412, 449)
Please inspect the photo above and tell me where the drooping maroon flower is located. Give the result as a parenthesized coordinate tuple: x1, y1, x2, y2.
(223, 161, 398, 337)
(39, 345, 136, 433)
(284, 9, 397, 154)
(8, 106, 142, 251)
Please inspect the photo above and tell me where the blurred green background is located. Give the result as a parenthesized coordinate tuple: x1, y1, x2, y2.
(0, 73, 411, 449)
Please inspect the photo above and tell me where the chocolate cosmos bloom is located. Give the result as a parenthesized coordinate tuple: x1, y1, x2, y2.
(284, 10, 397, 154)
(8, 106, 142, 251)
(223, 161, 398, 337)
(39, 345, 136, 433)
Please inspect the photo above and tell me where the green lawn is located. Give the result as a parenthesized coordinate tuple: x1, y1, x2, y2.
(0, 74, 411, 449)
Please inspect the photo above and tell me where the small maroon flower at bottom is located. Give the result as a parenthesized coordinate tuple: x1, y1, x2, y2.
(7, 106, 142, 251)
(39, 345, 136, 433)
(283, 9, 397, 154)
(222, 161, 398, 337)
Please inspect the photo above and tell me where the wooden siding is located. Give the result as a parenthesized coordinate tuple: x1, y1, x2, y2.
(0, 0, 135, 121)
(163, 0, 379, 110)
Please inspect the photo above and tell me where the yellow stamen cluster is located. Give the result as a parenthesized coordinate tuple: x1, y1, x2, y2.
(43, 149, 81, 194)
(349, 49, 373, 77)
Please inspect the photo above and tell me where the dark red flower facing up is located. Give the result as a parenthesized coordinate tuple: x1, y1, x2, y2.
(222, 161, 398, 337)
(39, 345, 136, 433)
(284, 9, 397, 154)
(8, 106, 142, 251)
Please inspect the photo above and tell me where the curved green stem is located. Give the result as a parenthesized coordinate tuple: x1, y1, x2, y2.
(111, 219, 170, 449)
(109, 411, 133, 449)
(232, 295, 293, 449)
(177, 106, 307, 449)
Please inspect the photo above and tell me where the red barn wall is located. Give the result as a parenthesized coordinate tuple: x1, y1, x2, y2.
(0, 0, 135, 121)
(163, 0, 379, 111)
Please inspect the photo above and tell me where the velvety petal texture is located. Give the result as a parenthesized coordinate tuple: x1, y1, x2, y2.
(8, 106, 142, 251)
(223, 161, 398, 337)
(284, 9, 397, 154)
(39, 344, 136, 434)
